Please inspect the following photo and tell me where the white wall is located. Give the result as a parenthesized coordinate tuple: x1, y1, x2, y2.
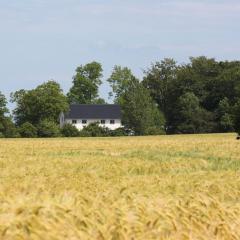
(59, 112, 65, 128)
(65, 119, 122, 130)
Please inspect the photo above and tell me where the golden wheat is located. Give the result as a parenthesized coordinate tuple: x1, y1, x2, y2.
(0, 133, 239, 239)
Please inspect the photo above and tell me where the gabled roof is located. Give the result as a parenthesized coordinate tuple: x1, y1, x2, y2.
(64, 104, 122, 119)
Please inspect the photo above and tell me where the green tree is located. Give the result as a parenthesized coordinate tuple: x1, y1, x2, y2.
(79, 122, 110, 137)
(215, 98, 234, 132)
(175, 57, 221, 111)
(233, 100, 240, 135)
(108, 65, 135, 103)
(0, 92, 18, 138)
(67, 62, 103, 104)
(61, 123, 79, 137)
(133, 57, 240, 134)
(121, 78, 165, 135)
(178, 58, 240, 133)
(110, 128, 128, 137)
(92, 98, 107, 104)
(11, 81, 68, 126)
(176, 92, 214, 134)
(0, 92, 8, 137)
(2, 117, 19, 138)
(143, 58, 178, 118)
(19, 122, 38, 138)
(37, 119, 61, 138)
(204, 62, 240, 112)
(0, 92, 8, 117)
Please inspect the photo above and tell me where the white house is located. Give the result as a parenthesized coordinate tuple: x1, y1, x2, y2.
(60, 104, 122, 130)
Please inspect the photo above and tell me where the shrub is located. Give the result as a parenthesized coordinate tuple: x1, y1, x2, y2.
(145, 126, 166, 136)
(80, 122, 109, 137)
(61, 123, 79, 137)
(79, 130, 91, 137)
(37, 119, 61, 138)
(19, 122, 38, 138)
(110, 127, 128, 136)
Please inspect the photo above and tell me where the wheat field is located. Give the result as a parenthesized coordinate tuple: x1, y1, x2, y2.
(0, 134, 240, 240)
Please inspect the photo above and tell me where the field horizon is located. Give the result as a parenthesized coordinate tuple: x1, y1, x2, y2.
(0, 133, 240, 239)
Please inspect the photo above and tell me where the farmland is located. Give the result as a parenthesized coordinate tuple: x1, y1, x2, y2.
(0, 134, 240, 239)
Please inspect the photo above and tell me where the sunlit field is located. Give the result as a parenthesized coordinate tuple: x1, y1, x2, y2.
(0, 134, 239, 239)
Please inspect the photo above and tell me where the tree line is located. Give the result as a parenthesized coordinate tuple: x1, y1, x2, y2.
(0, 56, 240, 138)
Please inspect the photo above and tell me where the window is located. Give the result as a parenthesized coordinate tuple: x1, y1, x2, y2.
(72, 120, 77, 124)
(82, 120, 87, 124)
(101, 120, 105, 124)
(110, 120, 115, 124)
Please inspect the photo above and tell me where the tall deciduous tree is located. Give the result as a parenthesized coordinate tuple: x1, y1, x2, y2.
(0, 92, 8, 137)
(0, 92, 18, 138)
(108, 65, 135, 103)
(143, 58, 178, 119)
(67, 62, 103, 104)
(121, 78, 165, 135)
(176, 92, 214, 134)
(0, 92, 8, 118)
(11, 80, 68, 126)
(142, 56, 240, 134)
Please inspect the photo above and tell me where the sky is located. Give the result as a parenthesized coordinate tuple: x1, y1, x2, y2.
(0, 0, 240, 106)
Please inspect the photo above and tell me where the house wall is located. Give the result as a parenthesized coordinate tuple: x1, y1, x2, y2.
(59, 112, 65, 128)
(65, 119, 122, 130)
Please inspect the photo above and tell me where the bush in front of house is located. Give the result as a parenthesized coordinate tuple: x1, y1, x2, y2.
(37, 119, 61, 138)
(19, 122, 38, 138)
(110, 127, 128, 136)
(79, 122, 110, 137)
(61, 123, 79, 137)
(79, 124, 129, 137)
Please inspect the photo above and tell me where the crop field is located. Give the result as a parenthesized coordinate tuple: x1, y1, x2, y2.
(0, 134, 240, 240)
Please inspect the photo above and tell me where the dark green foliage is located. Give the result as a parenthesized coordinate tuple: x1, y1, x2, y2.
(19, 122, 38, 138)
(175, 92, 215, 134)
(233, 100, 240, 135)
(143, 57, 240, 134)
(215, 98, 234, 132)
(121, 78, 166, 135)
(79, 124, 127, 137)
(110, 128, 128, 136)
(143, 58, 178, 119)
(67, 62, 103, 104)
(61, 123, 79, 137)
(37, 119, 61, 138)
(145, 126, 166, 136)
(0, 92, 19, 138)
(3, 57, 240, 137)
(79, 122, 110, 137)
(1, 117, 19, 138)
(0, 92, 8, 117)
(11, 81, 68, 126)
(0, 92, 8, 137)
(92, 98, 107, 104)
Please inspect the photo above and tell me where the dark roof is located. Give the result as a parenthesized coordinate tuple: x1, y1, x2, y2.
(64, 104, 122, 119)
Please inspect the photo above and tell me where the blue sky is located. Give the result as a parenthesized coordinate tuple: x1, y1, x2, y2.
(0, 0, 240, 105)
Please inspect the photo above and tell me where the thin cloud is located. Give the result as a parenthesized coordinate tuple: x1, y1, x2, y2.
(0, 0, 239, 102)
